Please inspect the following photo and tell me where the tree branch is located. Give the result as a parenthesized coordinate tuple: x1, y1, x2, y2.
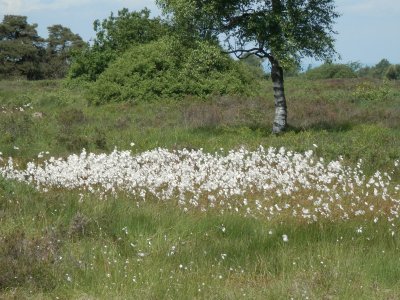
(223, 47, 268, 59)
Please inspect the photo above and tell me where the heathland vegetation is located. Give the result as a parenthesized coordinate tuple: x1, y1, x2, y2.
(1, 1, 400, 299)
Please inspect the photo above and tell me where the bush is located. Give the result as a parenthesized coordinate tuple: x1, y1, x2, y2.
(88, 38, 263, 104)
(385, 64, 400, 80)
(357, 59, 391, 79)
(68, 48, 117, 82)
(68, 8, 169, 82)
(305, 63, 357, 80)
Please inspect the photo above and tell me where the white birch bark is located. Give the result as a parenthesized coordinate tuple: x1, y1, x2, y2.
(270, 58, 287, 134)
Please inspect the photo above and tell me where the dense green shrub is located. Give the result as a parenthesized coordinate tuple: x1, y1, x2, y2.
(68, 48, 116, 82)
(370, 59, 391, 78)
(88, 38, 263, 104)
(357, 59, 392, 79)
(386, 64, 400, 80)
(68, 8, 168, 82)
(305, 63, 357, 80)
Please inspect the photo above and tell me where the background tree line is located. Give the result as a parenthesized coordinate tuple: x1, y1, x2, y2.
(0, 15, 85, 80)
(1, 3, 399, 133)
(2, 11, 399, 83)
(304, 59, 400, 80)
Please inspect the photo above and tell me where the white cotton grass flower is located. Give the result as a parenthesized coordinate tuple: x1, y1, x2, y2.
(221, 225, 226, 233)
(137, 252, 147, 258)
(0, 146, 399, 231)
(282, 234, 289, 242)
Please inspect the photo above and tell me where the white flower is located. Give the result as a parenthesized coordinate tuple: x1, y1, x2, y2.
(282, 234, 289, 242)
(221, 225, 226, 233)
(0, 145, 399, 234)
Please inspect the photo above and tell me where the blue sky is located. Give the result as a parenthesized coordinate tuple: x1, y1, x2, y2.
(1, 0, 399, 66)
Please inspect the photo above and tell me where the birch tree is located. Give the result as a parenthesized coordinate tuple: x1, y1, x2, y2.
(157, 0, 339, 133)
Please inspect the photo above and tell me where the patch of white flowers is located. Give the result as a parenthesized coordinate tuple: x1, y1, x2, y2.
(1, 103, 33, 113)
(1, 146, 399, 224)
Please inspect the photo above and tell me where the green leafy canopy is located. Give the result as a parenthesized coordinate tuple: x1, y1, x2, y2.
(0, 15, 43, 79)
(69, 8, 169, 81)
(157, 0, 340, 66)
(88, 37, 263, 104)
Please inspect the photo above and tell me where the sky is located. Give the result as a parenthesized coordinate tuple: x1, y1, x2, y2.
(1, 0, 399, 66)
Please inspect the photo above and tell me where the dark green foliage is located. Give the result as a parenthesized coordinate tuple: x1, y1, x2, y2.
(89, 37, 263, 104)
(371, 59, 391, 78)
(0, 15, 85, 80)
(68, 47, 116, 82)
(0, 15, 43, 80)
(357, 59, 392, 79)
(42, 25, 85, 79)
(305, 63, 357, 80)
(157, 0, 339, 65)
(69, 8, 168, 81)
(386, 64, 400, 80)
(92, 7, 169, 51)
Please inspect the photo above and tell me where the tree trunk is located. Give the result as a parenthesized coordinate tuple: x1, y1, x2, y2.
(269, 57, 287, 134)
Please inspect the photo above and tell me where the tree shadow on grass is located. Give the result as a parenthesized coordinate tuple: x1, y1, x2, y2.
(186, 121, 355, 140)
(285, 121, 355, 134)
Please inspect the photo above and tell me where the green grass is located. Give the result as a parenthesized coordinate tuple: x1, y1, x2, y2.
(1, 182, 400, 299)
(1, 77, 400, 298)
(0, 78, 399, 173)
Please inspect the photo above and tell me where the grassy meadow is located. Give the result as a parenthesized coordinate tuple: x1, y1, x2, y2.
(1, 77, 400, 299)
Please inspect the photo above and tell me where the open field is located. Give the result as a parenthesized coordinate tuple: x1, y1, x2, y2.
(1, 78, 400, 298)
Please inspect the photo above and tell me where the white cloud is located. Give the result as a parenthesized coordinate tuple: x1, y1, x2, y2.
(1, 0, 157, 15)
(0, 0, 23, 14)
